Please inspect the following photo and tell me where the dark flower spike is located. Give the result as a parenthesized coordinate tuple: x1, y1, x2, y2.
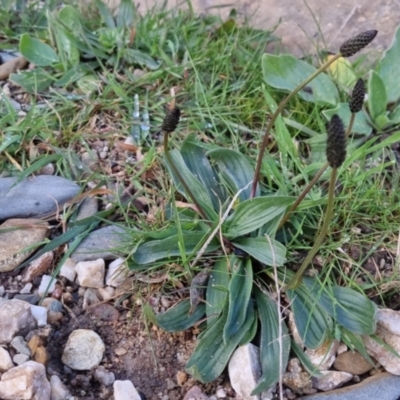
(349, 78, 366, 113)
(161, 107, 181, 133)
(340, 30, 378, 57)
(326, 115, 346, 169)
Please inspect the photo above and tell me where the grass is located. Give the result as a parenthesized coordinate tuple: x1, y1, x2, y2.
(2, 0, 400, 390)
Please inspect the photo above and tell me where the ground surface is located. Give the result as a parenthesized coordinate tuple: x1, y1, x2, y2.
(143, 0, 400, 56)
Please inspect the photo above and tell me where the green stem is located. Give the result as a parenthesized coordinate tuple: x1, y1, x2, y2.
(286, 168, 338, 289)
(163, 132, 209, 221)
(278, 112, 355, 229)
(251, 53, 342, 198)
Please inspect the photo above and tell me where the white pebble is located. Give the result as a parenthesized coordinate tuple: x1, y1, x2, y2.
(38, 275, 56, 296)
(59, 258, 77, 282)
(30, 305, 48, 327)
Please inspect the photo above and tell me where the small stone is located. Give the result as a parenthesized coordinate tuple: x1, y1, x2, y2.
(0, 361, 51, 400)
(337, 343, 348, 355)
(364, 308, 400, 375)
(50, 375, 72, 400)
(166, 378, 175, 390)
(81, 151, 100, 171)
(334, 351, 374, 375)
(71, 226, 127, 262)
(20, 283, 33, 294)
(106, 258, 128, 287)
(92, 304, 120, 322)
(306, 340, 339, 370)
(312, 370, 353, 391)
(10, 336, 31, 356)
(22, 251, 54, 283)
(33, 346, 49, 366)
(113, 380, 142, 400)
(13, 353, 30, 365)
(0, 347, 13, 372)
(0, 299, 36, 344)
(75, 259, 105, 288)
(115, 348, 127, 356)
(228, 344, 262, 400)
(51, 286, 63, 300)
(39, 163, 55, 176)
(216, 388, 226, 398)
(83, 288, 100, 309)
(0, 219, 49, 272)
(94, 366, 115, 386)
(47, 311, 63, 324)
(59, 258, 77, 282)
(183, 386, 209, 400)
(62, 329, 105, 370)
(41, 298, 63, 313)
(0, 56, 28, 80)
(38, 275, 56, 296)
(30, 305, 48, 327)
(176, 371, 187, 386)
(283, 359, 312, 394)
(13, 294, 41, 305)
(98, 286, 115, 301)
(76, 197, 98, 221)
(28, 335, 41, 355)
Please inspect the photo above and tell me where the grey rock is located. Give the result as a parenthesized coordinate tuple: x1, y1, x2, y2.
(76, 197, 98, 221)
(14, 294, 41, 305)
(71, 225, 127, 262)
(0, 361, 51, 400)
(41, 298, 63, 313)
(301, 373, 400, 400)
(59, 258, 77, 282)
(312, 371, 353, 392)
(10, 336, 31, 356)
(83, 288, 100, 309)
(61, 329, 105, 370)
(0, 219, 49, 272)
(0, 299, 36, 344)
(30, 305, 48, 327)
(0, 175, 80, 220)
(50, 375, 72, 400)
(183, 385, 209, 400)
(13, 353, 30, 365)
(94, 366, 115, 386)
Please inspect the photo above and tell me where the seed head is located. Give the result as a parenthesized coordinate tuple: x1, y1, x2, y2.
(349, 78, 366, 113)
(326, 115, 346, 169)
(339, 30, 378, 57)
(161, 107, 181, 133)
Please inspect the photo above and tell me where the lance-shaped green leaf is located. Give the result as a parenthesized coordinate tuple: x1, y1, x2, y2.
(164, 149, 217, 221)
(207, 148, 259, 200)
(377, 25, 400, 103)
(20, 34, 59, 66)
(181, 138, 227, 211)
(287, 279, 332, 349)
(262, 53, 339, 105)
(223, 258, 253, 342)
(368, 71, 388, 121)
(206, 258, 230, 327)
(133, 231, 220, 265)
(186, 301, 255, 383)
(303, 279, 377, 335)
(224, 196, 294, 237)
(153, 299, 205, 332)
(252, 289, 290, 395)
(232, 237, 286, 266)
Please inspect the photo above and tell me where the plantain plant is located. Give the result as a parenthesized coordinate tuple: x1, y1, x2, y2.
(130, 30, 380, 394)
